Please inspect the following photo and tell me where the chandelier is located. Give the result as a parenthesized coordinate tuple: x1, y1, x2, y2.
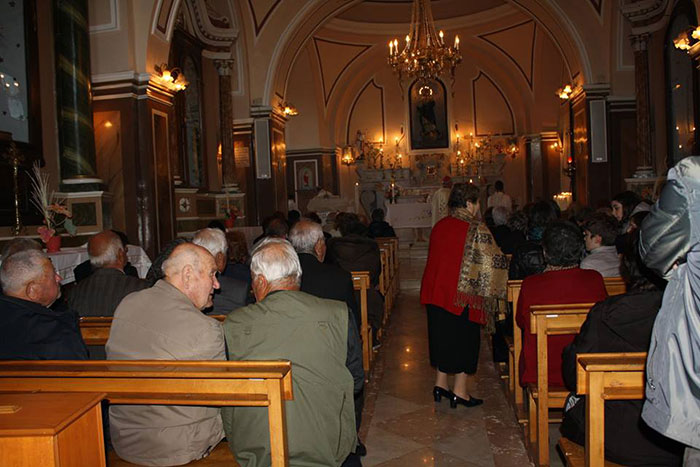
(387, 0, 462, 87)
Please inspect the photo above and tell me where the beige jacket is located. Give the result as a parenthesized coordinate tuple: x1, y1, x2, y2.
(106, 280, 226, 466)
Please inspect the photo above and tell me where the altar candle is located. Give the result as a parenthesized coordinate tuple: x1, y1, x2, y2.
(391, 182, 395, 203)
(354, 182, 360, 213)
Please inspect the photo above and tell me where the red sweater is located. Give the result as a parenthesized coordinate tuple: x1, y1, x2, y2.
(420, 216, 469, 315)
(517, 268, 607, 387)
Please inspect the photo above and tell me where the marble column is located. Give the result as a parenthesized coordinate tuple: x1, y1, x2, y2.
(631, 34, 655, 177)
(214, 59, 237, 189)
(54, 0, 100, 189)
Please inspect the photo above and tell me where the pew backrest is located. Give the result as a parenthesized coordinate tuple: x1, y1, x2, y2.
(351, 271, 372, 375)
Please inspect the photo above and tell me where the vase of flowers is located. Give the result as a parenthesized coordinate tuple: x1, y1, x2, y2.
(224, 206, 240, 229)
(29, 162, 76, 251)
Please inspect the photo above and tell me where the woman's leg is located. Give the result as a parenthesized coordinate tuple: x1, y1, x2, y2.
(435, 369, 449, 390)
(453, 372, 478, 399)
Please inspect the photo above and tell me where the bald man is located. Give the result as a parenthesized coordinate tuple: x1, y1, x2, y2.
(106, 243, 226, 466)
(67, 230, 147, 318)
(0, 250, 87, 359)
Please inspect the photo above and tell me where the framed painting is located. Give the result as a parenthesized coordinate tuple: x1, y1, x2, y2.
(294, 159, 318, 192)
(409, 79, 449, 150)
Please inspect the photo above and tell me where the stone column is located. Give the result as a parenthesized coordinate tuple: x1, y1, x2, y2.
(214, 59, 237, 190)
(54, 0, 101, 189)
(631, 34, 655, 177)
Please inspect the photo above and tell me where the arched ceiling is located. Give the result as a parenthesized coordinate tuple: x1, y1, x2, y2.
(337, 0, 507, 23)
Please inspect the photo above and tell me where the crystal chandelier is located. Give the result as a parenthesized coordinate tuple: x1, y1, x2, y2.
(387, 0, 462, 87)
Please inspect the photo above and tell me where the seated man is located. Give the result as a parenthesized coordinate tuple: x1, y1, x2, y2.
(580, 213, 621, 277)
(0, 250, 87, 359)
(221, 239, 358, 467)
(516, 221, 607, 387)
(367, 208, 396, 239)
(67, 230, 148, 317)
(560, 236, 683, 465)
(107, 243, 225, 466)
(73, 230, 139, 283)
(193, 228, 248, 314)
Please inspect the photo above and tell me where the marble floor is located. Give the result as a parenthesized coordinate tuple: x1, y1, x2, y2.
(358, 256, 565, 466)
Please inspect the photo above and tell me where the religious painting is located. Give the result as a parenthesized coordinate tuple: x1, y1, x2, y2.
(294, 159, 318, 192)
(409, 79, 449, 150)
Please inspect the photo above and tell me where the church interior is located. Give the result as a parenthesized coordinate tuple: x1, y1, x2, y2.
(0, 0, 699, 466)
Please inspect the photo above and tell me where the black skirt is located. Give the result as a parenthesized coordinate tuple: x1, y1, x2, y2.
(426, 304, 481, 374)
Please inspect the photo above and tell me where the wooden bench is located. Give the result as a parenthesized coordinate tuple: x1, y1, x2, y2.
(80, 315, 227, 347)
(0, 360, 293, 467)
(351, 271, 373, 377)
(376, 237, 399, 304)
(528, 303, 595, 465)
(557, 352, 646, 467)
(507, 278, 627, 414)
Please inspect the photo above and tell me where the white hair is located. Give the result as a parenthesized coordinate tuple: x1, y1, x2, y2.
(288, 219, 324, 255)
(250, 238, 302, 286)
(492, 206, 509, 226)
(90, 234, 123, 268)
(0, 250, 50, 293)
(192, 228, 228, 257)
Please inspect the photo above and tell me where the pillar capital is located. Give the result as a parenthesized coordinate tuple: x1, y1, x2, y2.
(214, 58, 235, 76)
(630, 33, 650, 52)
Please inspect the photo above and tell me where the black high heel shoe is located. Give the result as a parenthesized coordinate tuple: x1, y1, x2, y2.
(449, 394, 483, 408)
(433, 386, 453, 402)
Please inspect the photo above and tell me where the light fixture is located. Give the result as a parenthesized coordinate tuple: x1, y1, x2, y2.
(557, 84, 573, 100)
(341, 146, 355, 166)
(674, 26, 700, 51)
(153, 63, 188, 92)
(387, 0, 462, 87)
(280, 102, 299, 117)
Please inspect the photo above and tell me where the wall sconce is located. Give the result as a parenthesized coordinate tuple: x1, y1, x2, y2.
(557, 84, 573, 100)
(674, 27, 700, 51)
(341, 146, 355, 166)
(280, 102, 299, 117)
(153, 63, 188, 92)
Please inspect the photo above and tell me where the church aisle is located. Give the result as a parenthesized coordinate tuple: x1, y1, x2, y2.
(359, 262, 534, 466)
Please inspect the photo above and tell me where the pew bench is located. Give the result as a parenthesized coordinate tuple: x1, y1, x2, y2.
(0, 360, 293, 467)
(108, 441, 240, 466)
(351, 271, 373, 378)
(557, 352, 646, 467)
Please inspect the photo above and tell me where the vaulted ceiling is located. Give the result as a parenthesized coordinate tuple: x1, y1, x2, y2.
(337, 0, 507, 23)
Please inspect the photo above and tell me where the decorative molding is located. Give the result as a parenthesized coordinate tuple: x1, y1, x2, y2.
(247, 0, 282, 36)
(620, 0, 672, 34)
(588, 0, 603, 17)
(89, 0, 120, 33)
(471, 71, 516, 136)
(478, 20, 537, 90)
(152, 0, 182, 41)
(312, 37, 372, 106)
(616, 11, 635, 72)
(183, 0, 238, 48)
(346, 78, 385, 145)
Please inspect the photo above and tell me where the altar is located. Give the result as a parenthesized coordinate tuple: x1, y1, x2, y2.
(385, 202, 432, 229)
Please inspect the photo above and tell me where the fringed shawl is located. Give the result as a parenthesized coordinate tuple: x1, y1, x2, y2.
(452, 208, 509, 333)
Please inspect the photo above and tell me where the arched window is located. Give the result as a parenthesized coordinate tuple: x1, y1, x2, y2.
(664, 0, 699, 166)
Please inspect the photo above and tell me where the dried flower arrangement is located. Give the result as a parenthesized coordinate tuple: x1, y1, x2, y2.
(28, 162, 77, 245)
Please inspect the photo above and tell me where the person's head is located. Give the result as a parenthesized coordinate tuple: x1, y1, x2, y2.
(528, 201, 558, 231)
(88, 230, 127, 271)
(0, 238, 42, 266)
(0, 250, 61, 307)
(263, 217, 289, 239)
(582, 213, 619, 251)
(543, 221, 584, 267)
(492, 206, 509, 227)
(442, 176, 453, 188)
(357, 213, 369, 226)
(250, 238, 302, 301)
(494, 180, 504, 192)
(627, 210, 650, 234)
(289, 219, 326, 261)
(192, 228, 229, 273)
(568, 204, 594, 227)
(371, 208, 385, 223)
(621, 234, 664, 291)
(338, 212, 367, 236)
(288, 210, 301, 226)
(506, 210, 528, 233)
(611, 191, 642, 223)
(448, 183, 481, 216)
(225, 230, 249, 264)
(162, 243, 219, 310)
(306, 211, 323, 225)
(207, 220, 226, 233)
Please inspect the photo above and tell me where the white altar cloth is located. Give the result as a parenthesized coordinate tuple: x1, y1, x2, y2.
(48, 245, 152, 284)
(386, 202, 432, 229)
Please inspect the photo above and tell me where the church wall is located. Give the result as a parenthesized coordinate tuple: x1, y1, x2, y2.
(88, 0, 135, 75)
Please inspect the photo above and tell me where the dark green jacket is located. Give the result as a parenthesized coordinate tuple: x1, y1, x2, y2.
(222, 290, 356, 466)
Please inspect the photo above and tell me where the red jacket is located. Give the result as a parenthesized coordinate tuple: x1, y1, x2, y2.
(516, 268, 607, 387)
(420, 216, 470, 316)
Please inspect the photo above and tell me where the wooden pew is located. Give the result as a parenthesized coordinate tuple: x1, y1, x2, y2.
(528, 303, 596, 465)
(507, 278, 626, 413)
(351, 271, 373, 377)
(0, 360, 293, 467)
(376, 237, 399, 303)
(557, 352, 646, 467)
(378, 247, 391, 322)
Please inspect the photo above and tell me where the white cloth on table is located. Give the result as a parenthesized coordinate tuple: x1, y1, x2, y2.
(48, 245, 151, 284)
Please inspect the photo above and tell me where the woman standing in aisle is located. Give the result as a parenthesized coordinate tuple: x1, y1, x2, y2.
(420, 183, 508, 407)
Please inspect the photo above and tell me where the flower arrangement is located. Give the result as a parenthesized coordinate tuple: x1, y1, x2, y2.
(224, 205, 240, 229)
(28, 162, 76, 246)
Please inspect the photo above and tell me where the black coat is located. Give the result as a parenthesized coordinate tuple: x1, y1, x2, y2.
(368, 221, 396, 239)
(492, 225, 525, 255)
(298, 253, 358, 327)
(508, 240, 545, 280)
(0, 295, 88, 360)
(326, 235, 382, 287)
(560, 291, 684, 466)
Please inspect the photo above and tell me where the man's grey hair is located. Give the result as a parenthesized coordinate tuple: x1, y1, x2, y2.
(288, 219, 324, 255)
(250, 238, 302, 287)
(492, 206, 509, 226)
(192, 228, 228, 257)
(0, 238, 42, 268)
(90, 234, 123, 268)
(0, 249, 50, 294)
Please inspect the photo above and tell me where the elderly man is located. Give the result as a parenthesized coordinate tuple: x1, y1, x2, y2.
(67, 230, 148, 317)
(0, 250, 87, 359)
(222, 238, 359, 467)
(107, 243, 225, 466)
(192, 228, 248, 314)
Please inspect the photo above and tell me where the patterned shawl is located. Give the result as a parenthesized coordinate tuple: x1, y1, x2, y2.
(452, 207, 509, 332)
